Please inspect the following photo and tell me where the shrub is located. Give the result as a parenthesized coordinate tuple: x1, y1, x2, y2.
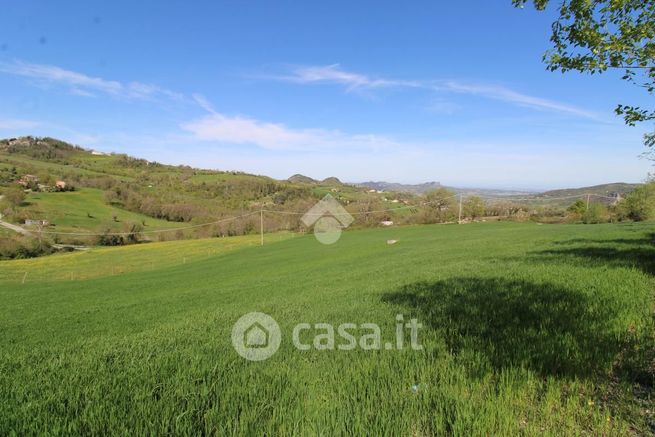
(1, 186, 26, 208)
(463, 196, 485, 220)
(567, 199, 586, 219)
(0, 235, 53, 260)
(620, 182, 655, 221)
(95, 226, 124, 246)
(582, 203, 609, 224)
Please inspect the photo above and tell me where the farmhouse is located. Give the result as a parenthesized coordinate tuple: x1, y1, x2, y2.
(17, 176, 70, 192)
(24, 219, 49, 226)
(17, 174, 38, 187)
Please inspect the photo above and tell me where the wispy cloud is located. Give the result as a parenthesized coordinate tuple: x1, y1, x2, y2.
(440, 81, 598, 119)
(191, 93, 218, 114)
(180, 111, 407, 152)
(277, 64, 421, 91)
(0, 60, 184, 101)
(270, 64, 598, 119)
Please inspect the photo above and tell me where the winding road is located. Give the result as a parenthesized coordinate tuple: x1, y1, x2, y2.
(0, 219, 31, 235)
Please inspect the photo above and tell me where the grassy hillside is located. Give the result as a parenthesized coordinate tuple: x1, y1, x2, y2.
(0, 137, 388, 242)
(540, 183, 640, 198)
(23, 188, 181, 233)
(0, 221, 653, 434)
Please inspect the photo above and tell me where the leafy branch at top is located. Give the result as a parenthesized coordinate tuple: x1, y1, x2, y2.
(513, 0, 655, 148)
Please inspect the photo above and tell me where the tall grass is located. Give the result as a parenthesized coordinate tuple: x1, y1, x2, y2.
(0, 232, 294, 282)
(0, 221, 653, 435)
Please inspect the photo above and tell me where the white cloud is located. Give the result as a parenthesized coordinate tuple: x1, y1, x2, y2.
(181, 114, 312, 150)
(270, 64, 598, 119)
(180, 112, 408, 152)
(0, 60, 184, 101)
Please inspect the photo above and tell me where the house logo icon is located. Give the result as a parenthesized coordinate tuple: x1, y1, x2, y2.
(231, 312, 281, 361)
(301, 194, 354, 245)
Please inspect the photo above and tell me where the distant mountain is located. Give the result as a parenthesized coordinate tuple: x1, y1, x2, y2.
(321, 177, 343, 186)
(287, 174, 318, 184)
(538, 183, 640, 198)
(287, 175, 344, 186)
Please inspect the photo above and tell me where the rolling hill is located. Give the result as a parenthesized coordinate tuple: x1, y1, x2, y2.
(539, 182, 640, 198)
(0, 137, 383, 242)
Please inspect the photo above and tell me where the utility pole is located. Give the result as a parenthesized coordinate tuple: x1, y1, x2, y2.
(458, 194, 463, 224)
(586, 194, 590, 211)
(260, 210, 264, 246)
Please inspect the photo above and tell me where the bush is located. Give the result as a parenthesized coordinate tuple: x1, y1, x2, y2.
(582, 203, 609, 224)
(567, 199, 586, 219)
(620, 182, 655, 221)
(94, 222, 142, 246)
(463, 196, 486, 220)
(1, 186, 26, 208)
(0, 235, 53, 260)
(95, 228, 124, 246)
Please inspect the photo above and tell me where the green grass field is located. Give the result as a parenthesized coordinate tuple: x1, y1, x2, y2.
(23, 188, 181, 233)
(0, 221, 654, 435)
(0, 232, 295, 283)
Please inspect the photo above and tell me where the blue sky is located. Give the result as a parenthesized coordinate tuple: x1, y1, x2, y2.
(0, 0, 651, 190)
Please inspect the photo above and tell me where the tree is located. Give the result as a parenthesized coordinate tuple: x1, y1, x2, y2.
(425, 188, 457, 222)
(463, 196, 486, 220)
(620, 181, 655, 221)
(123, 222, 143, 244)
(514, 0, 655, 151)
(95, 226, 124, 246)
(2, 186, 26, 208)
(567, 199, 587, 219)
